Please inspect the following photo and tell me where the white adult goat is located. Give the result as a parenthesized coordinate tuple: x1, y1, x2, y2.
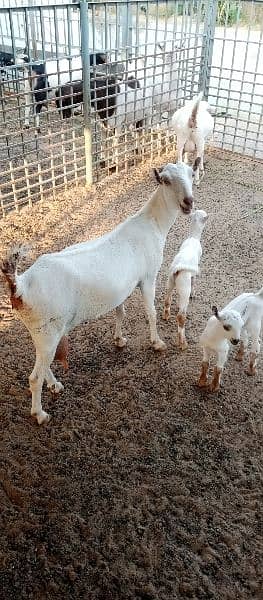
(163, 209, 208, 349)
(198, 288, 263, 392)
(1, 162, 194, 425)
(171, 92, 214, 185)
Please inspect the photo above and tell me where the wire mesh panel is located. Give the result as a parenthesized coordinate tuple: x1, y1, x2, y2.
(0, 0, 206, 215)
(209, 0, 263, 158)
(88, 0, 205, 178)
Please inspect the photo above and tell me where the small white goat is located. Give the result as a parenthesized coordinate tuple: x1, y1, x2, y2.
(198, 288, 263, 392)
(171, 92, 214, 185)
(1, 162, 194, 425)
(163, 209, 208, 349)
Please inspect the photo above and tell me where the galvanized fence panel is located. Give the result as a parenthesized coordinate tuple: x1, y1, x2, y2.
(209, 0, 263, 159)
(0, 0, 206, 216)
(0, 1, 262, 217)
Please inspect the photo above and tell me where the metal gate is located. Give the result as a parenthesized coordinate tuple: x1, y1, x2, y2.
(0, 0, 262, 216)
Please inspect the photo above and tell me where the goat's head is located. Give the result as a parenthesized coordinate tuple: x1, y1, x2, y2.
(15, 51, 29, 67)
(212, 306, 244, 345)
(154, 162, 194, 215)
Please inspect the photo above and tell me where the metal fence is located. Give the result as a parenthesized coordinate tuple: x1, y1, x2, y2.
(0, 0, 262, 216)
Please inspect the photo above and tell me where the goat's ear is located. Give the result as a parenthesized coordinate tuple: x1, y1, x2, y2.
(154, 168, 162, 184)
(212, 305, 220, 320)
(193, 157, 201, 171)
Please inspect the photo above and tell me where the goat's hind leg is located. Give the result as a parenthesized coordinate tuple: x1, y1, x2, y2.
(141, 280, 166, 351)
(246, 325, 260, 376)
(30, 351, 53, 425)
(190, 275, 197, 300)
(30, 334, 61, 425)
(175, 271, 191, 350)
(45, 368, 64, 394)
(235, 329, 248, 362)
(193, 141, 205, 186)
(114, 303, 127, 348)
(163, 273, 175, 321)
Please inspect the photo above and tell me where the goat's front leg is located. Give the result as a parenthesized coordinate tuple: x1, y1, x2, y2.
(141, 280, 166, 351)
(114, 303, 127, 348)
(198, 347, 212, 388)
(209, 347, 228, 392)
(246, 328, 260, 376)
(163, 272, 175, 321)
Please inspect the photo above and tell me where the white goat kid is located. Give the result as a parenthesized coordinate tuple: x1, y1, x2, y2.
(198, 287, 263, 392)
(163, 209, 208, 349)
(1, 162, 194, 425)
(171, 92, 214, 186)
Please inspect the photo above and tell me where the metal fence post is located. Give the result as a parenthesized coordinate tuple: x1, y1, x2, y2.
(80, 0, 92, 186)
(199, 0, 218, 99)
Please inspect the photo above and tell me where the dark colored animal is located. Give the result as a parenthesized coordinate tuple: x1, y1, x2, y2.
(55, 75, 142, 128)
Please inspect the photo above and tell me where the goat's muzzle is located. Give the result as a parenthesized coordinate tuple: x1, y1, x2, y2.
(181, 196, 193, 214)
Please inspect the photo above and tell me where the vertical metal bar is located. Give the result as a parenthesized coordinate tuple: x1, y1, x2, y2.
(80, 0, 92, 186)
(28, 0, 38, 59)
(38, 161, 44, 202)
(39, 6, 46, 61)
(24, 158, 32, 208)
(0, 190, 5, 219)
(199, 0, 218, 98)
(10, 161, 18, 211)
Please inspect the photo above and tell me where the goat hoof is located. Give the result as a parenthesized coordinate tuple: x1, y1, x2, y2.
(152, 339, 166, 352)
(31, 410, 51, 425)
(208, 384, 220, 393)
(114, 336, 127, 348)
(48, 381, 64, 394)
(179, 341, 188, 351)
(197, 378, 208, 388)
(245, 366, 256, 376)
(23, 124, 30, 130)
(162, 309, 170, 321)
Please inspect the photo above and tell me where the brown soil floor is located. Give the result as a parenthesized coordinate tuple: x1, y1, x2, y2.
(0, 150, 262, 600)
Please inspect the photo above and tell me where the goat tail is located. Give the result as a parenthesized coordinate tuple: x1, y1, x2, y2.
(188, 91, 203, 129)
(1, 244, 29, 307)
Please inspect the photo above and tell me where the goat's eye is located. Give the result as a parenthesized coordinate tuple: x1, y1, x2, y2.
(223, 324, 231, 331)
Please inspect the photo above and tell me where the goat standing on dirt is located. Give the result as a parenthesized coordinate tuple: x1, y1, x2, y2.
(1, 162, 193, 425)
(163, 209, 208, 349)
(171, 92, 214, 185)
(198, 288, 263, 392)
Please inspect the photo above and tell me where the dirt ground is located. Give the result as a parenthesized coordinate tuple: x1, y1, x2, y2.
(0, 150, 262, 600)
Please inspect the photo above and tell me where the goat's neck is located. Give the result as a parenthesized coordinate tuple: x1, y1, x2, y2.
(189, 224, 203, 240)
(143, 188, 180, 238)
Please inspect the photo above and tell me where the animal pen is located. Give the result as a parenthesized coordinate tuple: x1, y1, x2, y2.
(0, 0, 262, 216)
